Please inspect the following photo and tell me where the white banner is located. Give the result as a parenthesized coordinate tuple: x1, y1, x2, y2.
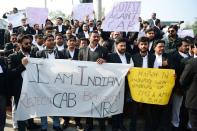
(178, 29, 194, 38)
(102, 1, 141, 32)
(16, 58, 131, 120)
(26, 7, 48, 26)
(7, 12, 25, 27)
(72, 3, 94, 21)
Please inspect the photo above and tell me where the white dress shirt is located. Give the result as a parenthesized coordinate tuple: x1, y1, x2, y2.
(56, 45, 64, 51)
(179, 52, 189, 58)
(142, 55, 148, 68)
(194, 54, 197, 58)
(154, 54, 162, 68)
(69, 50, 75, 58)
(117, 52, 127, 64)
(149, 41, 153, 51)
(58, 25, 62, 32)
(48, 52, 55, 59)
(0, 65, 3, 73)
(37, 44, 44, 51)
(89, 44, 98, 52)
(84, 31, 89, 38)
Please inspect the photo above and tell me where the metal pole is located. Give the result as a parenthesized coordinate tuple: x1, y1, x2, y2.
(44, 0, 47, 8)
(94, 0, 102, 20)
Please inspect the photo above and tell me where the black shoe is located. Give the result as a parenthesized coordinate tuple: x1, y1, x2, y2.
(100, 126, 106, 131)
(84, 125, 93, 131)
(40, 129, 47, 131)
(76, 123, 83, 130)
(53, 126, 63, 131)
(120, 126, 128, 131)
(62, 122, 68, 129)
(27, 123, 41, 129)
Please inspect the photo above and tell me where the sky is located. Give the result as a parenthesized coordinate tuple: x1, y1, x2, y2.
(0, 0, 196, 25)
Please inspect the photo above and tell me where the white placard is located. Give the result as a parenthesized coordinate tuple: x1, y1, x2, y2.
(16, 58, 131, 120)
(102, 1, 141, 32)
(72, 3, 94, 21)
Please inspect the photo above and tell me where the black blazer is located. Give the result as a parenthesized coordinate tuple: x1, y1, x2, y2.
(180, 58, 197, 109)
(17, 25, 35, 35)
(152, 53, 170, 69)
(107, 52, 132, 102)
(77, 31, 90, 39)
(0, 57, 8, 95)
(30, 45, 40, 58)
(36, 49, 65, 59)
(54, 25, 69, 34)
(7, 51, 26, 96)
(78, 45, 108, 61)
(107, 52, 131, 64)
(62, 48, 79, 60)
(131, 53, 155, 68)
(32, 29, 44, 35)
(168, 51, 186, 94)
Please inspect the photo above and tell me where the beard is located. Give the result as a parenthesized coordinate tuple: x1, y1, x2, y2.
(22, 47, 31, 53)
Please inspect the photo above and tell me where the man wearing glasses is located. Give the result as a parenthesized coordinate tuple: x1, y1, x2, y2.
(162, 25, 181, 55)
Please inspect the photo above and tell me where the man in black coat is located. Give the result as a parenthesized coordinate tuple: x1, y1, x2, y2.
(62, 35, 79, 60)
(7, 35, 40, 131)
(53, 17, 69, 34)
(130, 36, 156, 131)
(17, 18, 35, 35)
(61, 35, 82, 130)
(78, 31, 108, 131)
(4, 33, 18, 57)
(0, 56, 8, 131)
(180, 42, 197, 131)
(107, 37, 131, 131)
(168, 38, 190, 130)
(35, 34, 63, 131)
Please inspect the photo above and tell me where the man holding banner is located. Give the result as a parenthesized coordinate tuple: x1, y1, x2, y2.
(129, 36, 156, 131)
(78, 31, 108, 131)
(107, 37, 132, 131)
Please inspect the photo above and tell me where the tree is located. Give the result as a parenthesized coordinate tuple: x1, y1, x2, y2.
(49, 10, 71, 22)
(192, 17, 197, 35)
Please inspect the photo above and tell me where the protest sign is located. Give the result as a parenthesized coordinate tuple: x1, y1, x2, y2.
(128, 68, 175, 105)
(178, 29, 194, 38)
(102, 1, 141, 32)
(26, 7, 48, 26)
(72, 3, 94, 21)
(7, 12, 25, 27)
(16, 58, 131, 120)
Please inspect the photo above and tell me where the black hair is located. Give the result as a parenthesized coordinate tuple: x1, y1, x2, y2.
(145, 28, 155, 34)
(138, 36, 149, 44)
(168, 25, 178, 32)
(43, 34, 54, 41)
(56, 17, 63, 21)
(55, 33, 63, 38)
(18, 35, 31, 44)
(155, 19, 160, 26)
(153, 39, 165, 48)
(35, 34, 43, 39)
(67, 35, 76, 41)
(115, 37, 127, 45)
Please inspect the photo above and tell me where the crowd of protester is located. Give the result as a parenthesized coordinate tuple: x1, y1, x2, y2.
(0, 7, 197, 131)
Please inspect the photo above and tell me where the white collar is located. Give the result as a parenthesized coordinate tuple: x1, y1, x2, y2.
(117, 51, 126, 57)
(21, 50, 30, 57)
(89, 44, 98, 52)
(194, 54, 197, 58)
(56, 44, 64, 51)
(155, 53, 162, 58)
(179, 51, 188, 58)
